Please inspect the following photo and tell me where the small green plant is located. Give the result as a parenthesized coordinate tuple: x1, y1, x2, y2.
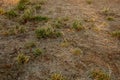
(71, 48, 83, 55)
(17, 53, 30, 64)
(53, 20, 64, 28)
(0, 8, 5, 15)
(39, 0, 46, 5)
(20, 8, 33, 22)
(17, 3, 26, 10)
(16, 26, 27, 33)
(111, 30, 120, 38)
(5, 9, 17, 18)
(60, 41, 69, 47)
(24, 41, 36, 49)
(33, 48, 43, 57)
(107, 16, 114, 21)
(102, 7, 114, 16)
(35, 27, 62, 39)
(53, 17, 69, 28)
(60, 39, 70, 47)
(17, 0, 30, 10)
(20, 8, 49, 23)
(72, 20, 84, 31)
(17, 0, 29, 10)
(86, 0, 93, 4)
(89, 70, 111, 80)
(102, 7, 110, 15)
(31, 16, 49, 22)
(35, 4, 42, 9)
(1, 26, 26, 36)
(51, 73, 66, 80)
(19, 0, 29, 4)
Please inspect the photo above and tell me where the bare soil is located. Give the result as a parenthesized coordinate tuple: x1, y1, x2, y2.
(0, 0, 120, 80)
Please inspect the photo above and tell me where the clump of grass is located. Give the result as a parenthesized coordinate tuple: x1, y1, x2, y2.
(33, 48, 43, 57)
(20, 8, 49, 23)
(5, 9, 17, 18)
(84, 17, 96, 22)
(72, 20, 84, 31)
(17, 3, 26, 10)
(102, 7, 116, 16)
(89, 70, 111, 80)
(16, 26, 27, 33)
(0, 8, 5, 15)
(102, 7, 110, 15)
(107, 16, 114, 21)
(51, 73, 66, 80)
(35, 27, 62, 39)
(39, 0, 46, 5)
(31, 16, 49, 22)
(86, 0, 93, 4)
(60, 41, 69, 48)
(17, 0, 29, 10)
(1, 26, 26, 36)
(19, 0, 29, 4)
(53, 17, 69, 28)
(71, 48, 83, 55)
(34, 4, 41, 10)
(111, 30, 120, 38)
(16, 53, 30, 64)
(60, 39, 70, 47)
(53, 20, 64, 28)
(20, 8, 33, 23)
(24, 41, 36, 49)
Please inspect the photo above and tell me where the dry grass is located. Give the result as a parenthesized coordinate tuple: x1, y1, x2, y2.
(0, 0, 120, 80)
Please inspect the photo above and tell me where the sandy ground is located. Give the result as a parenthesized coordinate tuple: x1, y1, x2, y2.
(0, 0, 120, 80)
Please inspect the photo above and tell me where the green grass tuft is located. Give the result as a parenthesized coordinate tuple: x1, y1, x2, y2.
(20, 8, 33, 23)
(5, 9, 17, 18)
(51, 73, 66, 80)
(72, 20, 84, 31)
(1, 26, 26, 36)
(107, 16, 114, 21)
(24, 41, 36, 49)
(33, 48, 43, 57)
(0, 8, 5, 15)
(89, 70, 111, 80)
(52, 17, 69, 28)
(31, 16, 49, 22)
(111, 30, 120, 38)
(71, 48, 83, 55)
(86, 0, 93, 4)
(16, 53, 30, 64)
(17, 3, 26, 10)
(17, 0, 30, 10)
(35, 27, 62, 39)
(34, 4, 42, 10)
